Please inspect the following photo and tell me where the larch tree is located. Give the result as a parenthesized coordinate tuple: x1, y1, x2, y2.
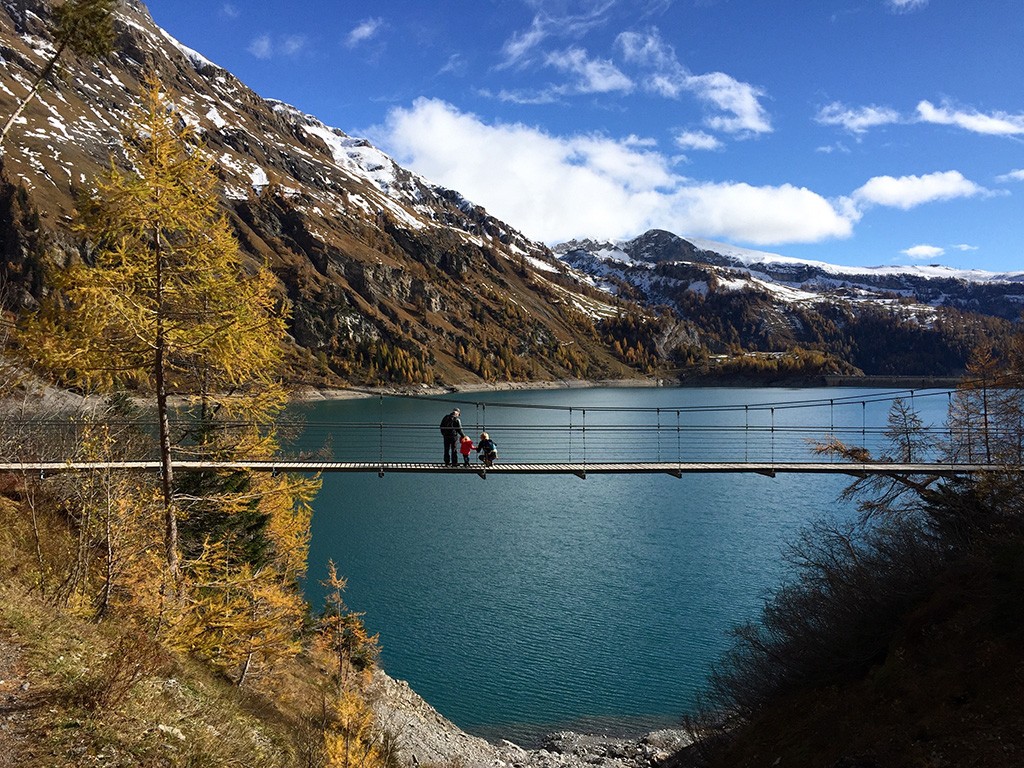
(0, 0, 116, 152)
(20, 74, 289, 584)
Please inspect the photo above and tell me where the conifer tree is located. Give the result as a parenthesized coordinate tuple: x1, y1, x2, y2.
(20, 74, 289, 583)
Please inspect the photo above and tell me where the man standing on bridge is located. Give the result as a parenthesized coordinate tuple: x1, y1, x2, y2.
(440, 408, 465, 466)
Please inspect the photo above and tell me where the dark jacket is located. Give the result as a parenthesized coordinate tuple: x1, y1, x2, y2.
(440, 412, 465, 438)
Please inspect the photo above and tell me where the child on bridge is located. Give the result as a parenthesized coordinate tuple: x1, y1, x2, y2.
(459, 435, 475, 466)
(477, 433, 497, 467)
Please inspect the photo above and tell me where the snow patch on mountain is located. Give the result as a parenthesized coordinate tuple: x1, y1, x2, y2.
(684, 237, 1024, 285)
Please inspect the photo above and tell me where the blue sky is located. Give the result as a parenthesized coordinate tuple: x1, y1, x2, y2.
(144, 0, 1023, 272)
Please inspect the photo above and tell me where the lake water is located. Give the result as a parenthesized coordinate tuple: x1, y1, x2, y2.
(292, 386, 950, 746)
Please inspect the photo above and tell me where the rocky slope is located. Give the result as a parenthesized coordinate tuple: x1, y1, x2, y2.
(555, 229, 1024, 322)
(555, 230, 1023, 377)
(368, 671, 691, 768)
(1, 1, 1020, 386)
(0, 0, 637, 388)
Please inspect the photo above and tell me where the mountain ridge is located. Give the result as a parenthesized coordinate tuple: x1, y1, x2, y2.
(0, 0, 1018, 386)
(0, 0, 641, 387)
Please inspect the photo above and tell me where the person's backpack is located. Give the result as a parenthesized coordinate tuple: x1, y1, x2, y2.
(440, 413, 454, 434)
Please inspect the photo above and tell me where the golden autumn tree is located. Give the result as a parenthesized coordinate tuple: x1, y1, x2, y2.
(19, 73, 289, 584)
(314, 560, 382, 768)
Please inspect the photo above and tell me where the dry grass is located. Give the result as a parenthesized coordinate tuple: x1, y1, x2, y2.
(0, 479, 382, 768)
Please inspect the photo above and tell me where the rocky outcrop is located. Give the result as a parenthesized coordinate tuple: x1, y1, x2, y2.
(368, 671, 691, 768)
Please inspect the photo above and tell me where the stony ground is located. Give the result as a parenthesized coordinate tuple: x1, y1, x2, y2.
(368, 672, 691, 768)
(0, 632, 33, 768)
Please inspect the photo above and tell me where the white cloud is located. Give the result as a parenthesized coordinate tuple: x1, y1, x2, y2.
(221, 3, 239, 19)
(439, 54, 466, 77)
(375, 98, 850, 245)
(501, 16, 549, 67)
(852, 170, 988, 210)
(996, 169, 1024, 183)
(917, 100, 1024, 136)
(887, 0, 928, 11)
(952, 243, 979, 251)
(675, 130, 722, 151)
(281, 35, 308, 56)
(676, 182, 855, 244)
(687, 71, 770, 134)
(346, 18, 384, 48)
(901, 244, 944, 259)
(246, 33, 307, 59)
(545, 48, 634, 94)
(500, 4, 615, 69)
(815, 102, 902, 134)
(247, 34, 272, 60)
(617, 29, 770, 135)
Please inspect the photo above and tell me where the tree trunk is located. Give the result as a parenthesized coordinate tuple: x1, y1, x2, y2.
(154, 230, 179, 583)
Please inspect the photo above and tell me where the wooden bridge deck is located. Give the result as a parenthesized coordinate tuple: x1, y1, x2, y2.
(0, 460, 1004, 478)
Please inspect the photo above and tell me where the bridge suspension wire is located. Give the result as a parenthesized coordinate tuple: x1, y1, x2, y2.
(382, 382, 964, 417)
(9, 377, 1019, 472)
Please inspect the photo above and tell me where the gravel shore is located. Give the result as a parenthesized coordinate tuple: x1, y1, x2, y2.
(368, 672, 691, 768)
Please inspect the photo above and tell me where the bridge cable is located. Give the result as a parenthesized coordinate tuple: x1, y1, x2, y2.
(583, 409, 587, 470)
(744, 405, 749, 463)
(657, 408, 662, 463)
(830, 399, 835, 463)
(676, 410, 681, 469)
(568, 408, 573, 463)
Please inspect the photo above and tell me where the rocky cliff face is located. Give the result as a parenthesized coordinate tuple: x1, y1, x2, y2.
(0, 0, 635, 387)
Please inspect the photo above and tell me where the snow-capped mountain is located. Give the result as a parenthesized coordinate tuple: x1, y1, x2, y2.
(553, 230, 1023, 378)
(555, 229, 1024, 322)
(0, 1, 1017, 383)
(0, 0, 629, 385)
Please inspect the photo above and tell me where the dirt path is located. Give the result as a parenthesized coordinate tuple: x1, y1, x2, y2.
(0, 631, 33, 768)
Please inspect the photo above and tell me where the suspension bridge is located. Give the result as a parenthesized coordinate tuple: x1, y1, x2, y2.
(0, 386, 1013, 479)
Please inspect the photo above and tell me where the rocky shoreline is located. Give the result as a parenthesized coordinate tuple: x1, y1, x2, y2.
(368, 672, 691, 768)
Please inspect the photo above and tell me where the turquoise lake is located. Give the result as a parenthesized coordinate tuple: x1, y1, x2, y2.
(292, 386, 951, 746)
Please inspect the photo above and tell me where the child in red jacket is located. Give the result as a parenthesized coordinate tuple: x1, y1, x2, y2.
(459, 435, 475, 466)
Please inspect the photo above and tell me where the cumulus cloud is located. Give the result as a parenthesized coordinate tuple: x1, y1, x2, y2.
(815, 102, 902, 133)
(617, 29, 770, 135)
(346, 17, 384, 48)
(996, 169, 1024, 183)
(852, 170, 988, 210)
(916, 100, 1024, 136)
(374, 98, 849, 245)
(901, 244, 944, 259)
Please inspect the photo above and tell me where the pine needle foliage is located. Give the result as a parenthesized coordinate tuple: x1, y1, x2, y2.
(19, 73, 289, 583)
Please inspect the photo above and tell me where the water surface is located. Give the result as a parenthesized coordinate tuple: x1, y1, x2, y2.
(295, 387, 948, 745)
